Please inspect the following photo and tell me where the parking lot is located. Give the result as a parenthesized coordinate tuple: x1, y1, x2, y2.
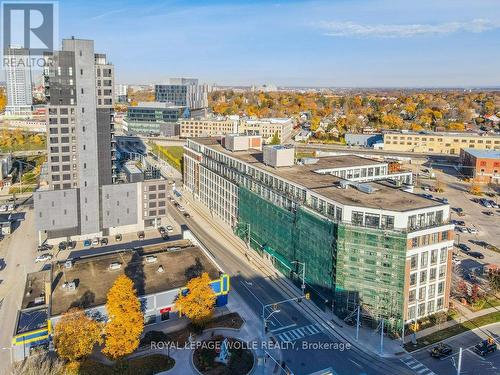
(408, 163, 500, 266)
(410, 323, 500, 375)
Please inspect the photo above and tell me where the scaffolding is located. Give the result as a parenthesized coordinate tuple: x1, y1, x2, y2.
(235, 187, 336, 303)
(335, 223, 407, 332)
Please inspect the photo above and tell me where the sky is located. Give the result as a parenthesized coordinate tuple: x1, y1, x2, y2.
(16, 0, 500, 86)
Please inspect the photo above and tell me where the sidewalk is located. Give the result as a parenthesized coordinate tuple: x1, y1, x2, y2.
(144, 289, 280, 375)
(178, 188, 408, 359)
(414, 302, 499, 340)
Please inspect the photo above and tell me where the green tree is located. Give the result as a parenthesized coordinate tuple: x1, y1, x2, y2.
(269, 131, 281, 145)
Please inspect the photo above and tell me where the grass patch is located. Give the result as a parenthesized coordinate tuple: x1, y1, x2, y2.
(8, 185, 36, 194)
(79, 354, 175, 375)
(405, 311, 500, 352)
(150, 143, 183, 172)
(467, 296, 500, 312)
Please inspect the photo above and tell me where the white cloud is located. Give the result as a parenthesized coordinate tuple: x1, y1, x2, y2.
(318, 18, 500, 38)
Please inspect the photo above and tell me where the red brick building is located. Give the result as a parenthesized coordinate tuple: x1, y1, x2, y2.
(460, 148, 500, 184)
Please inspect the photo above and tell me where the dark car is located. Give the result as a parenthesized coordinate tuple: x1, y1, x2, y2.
(469, 251, 485, 259)
(101, 238, 108, 246)
(183, 212, 191, 218)
(0, 258, 6, 271)
(159, 226, 166, 234)
(37, 243, 53, 252)
(161, 233, 170, 241)
(138, 231, 145, 240)
(67, 241, 77, 249)
(115, 234, 122, 242)
(470, 240, 488, 248)
(457, 243, 471, 252)
(473, 339, 497, 356)
(454, 207, 464, 213)
(483, 211, 494, 216)
(58, 241, 67, 251)
(430, 343, 452, 358)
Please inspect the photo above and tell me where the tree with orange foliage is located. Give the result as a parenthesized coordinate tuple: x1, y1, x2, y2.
(469, 181, 482, 196)
(103, 275, 144, 359)
(53, 308, 103, 366)
(175, 272, 216, 326)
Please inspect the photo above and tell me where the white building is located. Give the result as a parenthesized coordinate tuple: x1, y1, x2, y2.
(4, 46, 32, 116)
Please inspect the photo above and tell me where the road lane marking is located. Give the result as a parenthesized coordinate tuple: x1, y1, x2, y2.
(271, 323, 297, 333)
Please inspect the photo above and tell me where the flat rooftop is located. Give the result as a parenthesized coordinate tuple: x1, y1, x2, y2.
(21, 270, 49, 310)
(463, 148, 500, 159)
(50, 241, 220, 316)
(193, 137, 443, 211)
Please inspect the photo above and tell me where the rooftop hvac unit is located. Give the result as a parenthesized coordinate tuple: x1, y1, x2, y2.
(157, 265, 165, 273)
(62, 281, 76, 292)
(301, 157, 319, 165)
(146, 255, 157, 263)
(109, 262, 122, 270)
(356, 183, 378, 194)
(34, 296, 45, 305)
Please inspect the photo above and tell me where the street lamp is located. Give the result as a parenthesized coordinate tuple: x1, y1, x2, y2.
(291, 260, 306, 291)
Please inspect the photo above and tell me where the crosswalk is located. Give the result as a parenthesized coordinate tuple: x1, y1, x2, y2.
(400, 355, 436, 375)
(275, 323, 322, 343)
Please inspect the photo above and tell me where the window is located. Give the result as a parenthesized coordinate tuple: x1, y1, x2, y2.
(408, 305, 416, 320)
(410, 272, 417, 286)
(439, 265, 446, 279)
(420, 252, 428, 268)
(409, 289, 416, 303)
(418, 303, 425, 317)
(352, 211, 364, 225)
(440, 248, 447, 263)
(365, 214, 380, 228)
(430, 267, 437, 281)
(410, 255, 418, 270)
(438, 281, 445, 295)
(437, 297, 444, 310)
(420, 270, 427, 283)
(431, 249, 438, 265)
(428, 284, 436, 298)
(418, 286, 426, 300)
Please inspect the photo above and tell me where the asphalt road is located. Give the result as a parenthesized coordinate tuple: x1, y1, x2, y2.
(167, 198, 413, 375)
(410, 323, 500, 375)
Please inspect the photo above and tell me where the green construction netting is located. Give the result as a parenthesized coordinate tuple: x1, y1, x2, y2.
(335, 224, 407, 331)
(235, 187, 336, 301)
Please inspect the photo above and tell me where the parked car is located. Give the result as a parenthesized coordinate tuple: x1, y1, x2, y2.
(0, 205, 7, 212)
(468, 227, 479, 234)
(473, 339, 497, 356)
(0, 258, 6, 271)
(178, 206, 185, 212)
(115, 234, 122, 242)
(91, 238, 99, 246)
(159, 226, 166, 234)
(441, 198, 449, 204)
(457, 243, 471, 252)
(67, 241, 77, 249)
(161, 234, 170, 241)
(166, 225, 174, 233)
(489, 200, 498, 208)
(483, 211, 494, 216)
(470, 240, 488, 248)
(35, 254, 53, 263)
(83, 239, 92, 247)
(101, 238, 108, 246)
(183, 212, 191, 218)
(430, 343, 452, 358)
(7, 204, 14, 211)
(138, 231, 145, 240)
(58, 242, 67, 251)
(469, 251, 484, 259)
(37, 243, 53, 252)
(422, 194, 433, 199)
(454, 207, 464, 213)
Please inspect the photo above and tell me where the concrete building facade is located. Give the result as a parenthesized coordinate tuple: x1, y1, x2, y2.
(240, 117, 293, 144)
(184, 136, 453, 333)
(34, 38, 169, 243)
(155, 78, 209, 110)
(124, 102, 185, 136)
(4, 46, 32, 116)
(383, 131, 500, 154)
(179, 117, 238, 138)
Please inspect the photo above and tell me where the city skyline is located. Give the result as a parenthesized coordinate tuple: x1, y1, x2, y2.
(51, 0, 500, 87)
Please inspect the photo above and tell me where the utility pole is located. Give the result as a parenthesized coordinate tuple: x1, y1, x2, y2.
(457, 347, 462, 374)
(355, 305, 360, 341)
(379, 318, 384, 354)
